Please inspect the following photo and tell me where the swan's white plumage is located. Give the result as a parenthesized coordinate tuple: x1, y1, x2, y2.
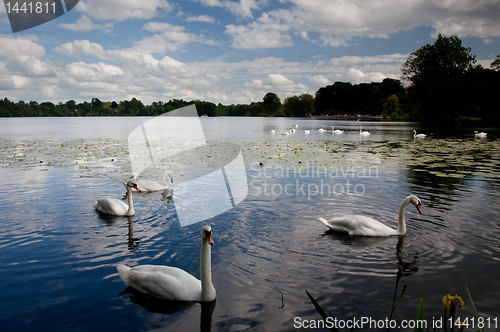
(117, 265, 202, 301)
(318, 195, 422, 236)
(413, 130, 427, 138)
(475, 131, 487, 138)
(133, 170, 174, 192)
(359, 128, 370, 136)
(94, 180, 139, 216)
(332, 126, 344, 134)
(116, 225, 216, 302)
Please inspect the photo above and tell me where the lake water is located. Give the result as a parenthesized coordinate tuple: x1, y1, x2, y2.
(1, 117, 499, 331)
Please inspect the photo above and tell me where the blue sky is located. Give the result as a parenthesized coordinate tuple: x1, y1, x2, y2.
(1, 0, 499, 106)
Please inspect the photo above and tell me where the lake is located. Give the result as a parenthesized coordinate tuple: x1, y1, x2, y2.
(0, 116, 499, 331)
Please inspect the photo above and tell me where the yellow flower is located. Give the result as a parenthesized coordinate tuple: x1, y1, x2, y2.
(442, 294, 465, 308)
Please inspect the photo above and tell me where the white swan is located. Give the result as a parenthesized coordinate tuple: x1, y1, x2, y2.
(318, 128, 326, 132)
(282, 128, 292, 135)
(94, 180, 139, 216)
(304, 130, 310, 134)
(270, 127, 276, 134)
(413, 130, 427, 138)
(359, 127, 370, 136)
(117, 225, 216, 302)
(474, 131, 487, 138)
(317, 195, 422, 236)
(132, 170, 174, 192)
(332, 126, 344, 134)
(295, 123, 299, 129)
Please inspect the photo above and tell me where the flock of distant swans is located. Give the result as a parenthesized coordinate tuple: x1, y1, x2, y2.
(91, 124, 488, 303)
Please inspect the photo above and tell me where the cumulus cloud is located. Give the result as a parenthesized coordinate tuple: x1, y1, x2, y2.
(198, 0, 260, 19)
(66, 62, 123, 81)
(77, 0, 173, 21)
(0, 36, 46, 57)
(185, 15, 216, 23)
(59, 15, 114, 32)
(226, 13, 293, 49)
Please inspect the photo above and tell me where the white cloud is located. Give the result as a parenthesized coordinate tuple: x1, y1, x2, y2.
(66, 62, 123, 81)
(309, 75, 331, 86)
(226, 13, 293, 49)
(185, 15, 216, 23)
(198, 0, 260, 19)
(59, 15, 114, 32)
(0, 36, 46, 57)
(77, 0, 173, 21)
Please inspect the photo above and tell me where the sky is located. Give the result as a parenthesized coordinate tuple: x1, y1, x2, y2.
(1, 0, 499, 106)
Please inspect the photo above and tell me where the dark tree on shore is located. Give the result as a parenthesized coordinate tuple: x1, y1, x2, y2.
(402, 34, 479, 123)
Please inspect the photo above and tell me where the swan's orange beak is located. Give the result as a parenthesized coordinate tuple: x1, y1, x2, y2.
(416, 203, 422, 214)
(133, 185, 140, 191)
(207, 233, 214, 246)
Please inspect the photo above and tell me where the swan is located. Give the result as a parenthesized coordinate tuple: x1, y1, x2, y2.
(318, 128, 326, 132)
(359, 127, 370, 136)
(317, 195, 422, 236)
(295, 123, 299, 129)
(94, 180, 139, 216)
(291, 128, 296, 133)
(282, 128, 292, 135)
(304, 130, 310, 134)
(270, 127, 276, 134)
(413, 130, 427, 138)
(474, 131, 487, 138)
(132, 170, 174, 192)
(116, 225, 216, 302)
(332, 126, 344, 134)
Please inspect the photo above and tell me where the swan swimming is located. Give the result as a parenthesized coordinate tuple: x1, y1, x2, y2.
(94, 180, 139, 216)
(317, 195, 422, 236)
(270, 127, 276, 134)
(413, 130, 427, 138)
(474, 131, 487, 138)
(359, 128, 370, 136)
(117, 225, 216, 302)
(332, 126, 344, 134)
(304, 130, 310, 134)
(318, 128, 326, 132)
(132, 170, 174, 192)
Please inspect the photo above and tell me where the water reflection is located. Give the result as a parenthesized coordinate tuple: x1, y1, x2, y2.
(395, 236, 419, 276)
(118, 288, 216, 332)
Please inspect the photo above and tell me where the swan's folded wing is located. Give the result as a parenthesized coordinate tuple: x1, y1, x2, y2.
(128, 265, 202, 301)
(94, 197, 128, 215)
(320, 215, 396, 236)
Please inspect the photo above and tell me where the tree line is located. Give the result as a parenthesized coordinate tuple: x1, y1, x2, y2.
(1, 35, 499, 123)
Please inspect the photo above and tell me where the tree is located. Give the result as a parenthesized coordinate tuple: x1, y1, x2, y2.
(491, 54, 500, 71)
(382, 95, 403, 119)
(402, 34, 479, 122)
(283, 93, 314, 117)
(262, 92, 282, 116)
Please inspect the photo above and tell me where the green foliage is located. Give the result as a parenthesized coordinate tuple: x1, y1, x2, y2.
(283, 93, 314, 117)
(382, 94, 404, 119)
(315, 79, 406, 115)
(401, 34, 495, 123)
(490, 54, 500, 71)
(262, 92, 282, 116)
(415, 299, 425, 332)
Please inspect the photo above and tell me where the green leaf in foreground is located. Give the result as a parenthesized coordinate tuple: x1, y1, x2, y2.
(415, 298, 425, 332)
(305, 290, 340, 332)
(465, 285, 484, 332)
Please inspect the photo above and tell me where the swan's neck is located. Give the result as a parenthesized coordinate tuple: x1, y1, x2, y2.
(126, 187, 135, 216)
(161, 171, 173, 187)
(200, 239, 216, 301)
(397, 197, 410, 235)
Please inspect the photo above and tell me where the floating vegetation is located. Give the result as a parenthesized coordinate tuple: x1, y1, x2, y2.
(1, 136, 499, 181)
